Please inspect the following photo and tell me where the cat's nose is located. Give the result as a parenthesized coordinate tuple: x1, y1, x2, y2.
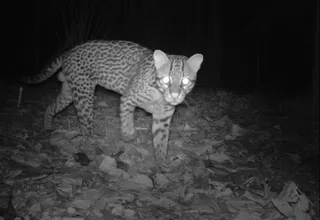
(171, 92, 179, 98)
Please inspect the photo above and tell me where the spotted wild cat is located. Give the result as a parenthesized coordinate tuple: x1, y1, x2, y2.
(23, 40, 203, 167)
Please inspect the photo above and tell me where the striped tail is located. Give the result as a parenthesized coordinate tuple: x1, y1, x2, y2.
(21, 56, 63, 84)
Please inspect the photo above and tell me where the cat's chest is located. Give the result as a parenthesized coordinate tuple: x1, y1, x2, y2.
(136, 87, 169, 115)
(139, 98, 168, 115)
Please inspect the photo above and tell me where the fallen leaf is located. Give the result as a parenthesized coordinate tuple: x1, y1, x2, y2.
(131, 174, 153, 188)
(153, 173, 170, 189)
(71, 198, 92, 209)
(98, 155, 117, 173)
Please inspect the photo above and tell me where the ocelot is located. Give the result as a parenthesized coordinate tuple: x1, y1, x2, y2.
(23, 40, 203, 167)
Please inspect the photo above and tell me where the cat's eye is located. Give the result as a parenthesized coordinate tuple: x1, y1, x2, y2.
(181, 77, 190, 85)
(161, 76, 170, 84)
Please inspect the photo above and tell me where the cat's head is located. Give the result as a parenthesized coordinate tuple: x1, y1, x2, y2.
(154, 50, 203, 106)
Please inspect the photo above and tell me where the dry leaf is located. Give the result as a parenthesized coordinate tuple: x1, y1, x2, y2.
(71, 198, 92, 209)
(182, 144, 213, 156)
(131, 174, 153, 188)
(234, 210, 261, 220)
(153, 173, 169, 189)
(207, 149, 233, 163)
(98, 155, 117, 173)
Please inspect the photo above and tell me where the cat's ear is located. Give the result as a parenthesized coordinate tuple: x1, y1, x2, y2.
(187, 54, 203, 73)
(153, 50, 169, 70)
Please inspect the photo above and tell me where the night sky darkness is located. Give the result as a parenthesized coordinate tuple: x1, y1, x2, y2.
(3, 0, 317, 97)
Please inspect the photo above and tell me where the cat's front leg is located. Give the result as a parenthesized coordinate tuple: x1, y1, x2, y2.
(120, 96, 137, 141)
(152, 105, 175, 167)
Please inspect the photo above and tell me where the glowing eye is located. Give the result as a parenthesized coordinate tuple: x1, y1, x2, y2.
(162, 76, 170, 84)
(182, 77, 190, 85)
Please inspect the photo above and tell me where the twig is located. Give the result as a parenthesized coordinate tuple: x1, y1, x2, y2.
(17, 86, 23, 108)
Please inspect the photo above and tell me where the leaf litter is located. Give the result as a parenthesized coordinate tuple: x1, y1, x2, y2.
(0, 86, 318, 220)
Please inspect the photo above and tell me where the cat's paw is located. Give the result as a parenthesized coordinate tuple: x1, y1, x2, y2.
(121, 130, 137, 142)
(79, 125, 93, 136)
(156, 163, 175, 173)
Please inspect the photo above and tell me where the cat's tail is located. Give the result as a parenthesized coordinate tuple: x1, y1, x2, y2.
(21, 56, 63, 84)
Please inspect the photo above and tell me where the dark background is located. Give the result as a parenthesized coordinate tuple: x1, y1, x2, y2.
(3, 0, 318, 96)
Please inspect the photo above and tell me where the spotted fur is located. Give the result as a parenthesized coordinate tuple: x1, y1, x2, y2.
(24, 40, 203, 166)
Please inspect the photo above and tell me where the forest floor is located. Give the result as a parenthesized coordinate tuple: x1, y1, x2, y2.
(0, 79, 319, 220)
